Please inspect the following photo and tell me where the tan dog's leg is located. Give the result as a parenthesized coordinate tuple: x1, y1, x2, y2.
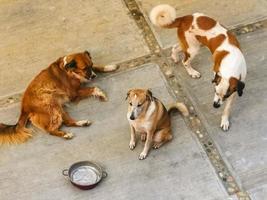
(139, 131, 154, 160)
(77, 87, 107, 101)
(153, 128, 172, 149)
(178, 30, 201, 78)
(221, 93, 236, 131)
(62, 110, 91, 127)
(129, 125, 136, 150)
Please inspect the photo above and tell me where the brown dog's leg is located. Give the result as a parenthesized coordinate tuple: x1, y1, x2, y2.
(93, 64, 118, 73)
(153, 128, 172, 149)
(30, 107, 73, 140)
(62, 110, 91, 127)
(77, 87, 107, 101)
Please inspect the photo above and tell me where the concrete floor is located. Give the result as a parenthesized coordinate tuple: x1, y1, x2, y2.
(0, 0, 267, 200)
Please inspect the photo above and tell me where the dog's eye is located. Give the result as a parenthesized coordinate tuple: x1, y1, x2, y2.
(137, 104, 142, 107)
(129, 102, 132, 106)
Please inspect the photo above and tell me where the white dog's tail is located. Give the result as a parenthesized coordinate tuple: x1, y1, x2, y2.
(168, 102, 189, 117)
(150, 4, 181, 28)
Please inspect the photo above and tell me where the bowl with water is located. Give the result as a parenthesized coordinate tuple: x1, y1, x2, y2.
(62, 161, 107, 190)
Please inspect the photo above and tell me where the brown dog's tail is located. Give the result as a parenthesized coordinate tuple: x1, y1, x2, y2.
(0, 111, 32, 145)
(168, 102, 189, 117)
(149, 4, 182, 29)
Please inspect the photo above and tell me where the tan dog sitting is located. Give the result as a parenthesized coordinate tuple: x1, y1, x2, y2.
(126, 89, 189, 160)
(0, 51, 118, 145)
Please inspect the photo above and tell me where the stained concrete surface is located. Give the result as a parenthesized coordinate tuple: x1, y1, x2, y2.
(1, 0, 267, 199)
(0, 65, 229, 200)
(139, 0, 267, 48)
(0, 0, 149, 98)
(169, 25, 267, 199)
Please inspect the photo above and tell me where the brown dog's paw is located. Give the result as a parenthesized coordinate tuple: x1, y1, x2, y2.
(63, 132, 74, 139)
(75, 120, 92, 127)
(93, 87, 108, 101)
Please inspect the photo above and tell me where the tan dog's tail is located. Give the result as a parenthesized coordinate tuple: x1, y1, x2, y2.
(0, 111, 32, 145)
(149, 4, 182, 28)
(168, 102, 189, 117)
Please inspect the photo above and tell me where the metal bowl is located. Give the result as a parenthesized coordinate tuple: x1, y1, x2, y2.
(62, 161, 107, 190)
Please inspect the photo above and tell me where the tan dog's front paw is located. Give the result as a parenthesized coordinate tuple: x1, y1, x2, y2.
(221, 116, 230, 131)
(63, 132, 74, 139)
(139, 152, 147, 160)
(129, 141, 136, 150)
(76, 120, 92, 127)
(93, 87, 108, 101)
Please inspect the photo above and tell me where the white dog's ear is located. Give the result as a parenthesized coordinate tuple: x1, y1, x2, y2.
(146, 89, 153, 101)
(237, 80, 245, 96)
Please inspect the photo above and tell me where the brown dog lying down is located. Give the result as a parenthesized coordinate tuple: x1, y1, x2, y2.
(0, 51, 118, 145)
(126, 89, 189, 160)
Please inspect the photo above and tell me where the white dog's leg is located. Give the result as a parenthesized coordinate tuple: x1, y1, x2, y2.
(182, 32, 201, 78)
(221, 93, 236, 131)
(129, 125, 136, 150)
(171, 44, 182, 63)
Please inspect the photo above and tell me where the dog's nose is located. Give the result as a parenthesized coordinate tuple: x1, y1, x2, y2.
(91, 73, 97, 79)
(213, 101, 220, 108)
(130, 114, 135, 120)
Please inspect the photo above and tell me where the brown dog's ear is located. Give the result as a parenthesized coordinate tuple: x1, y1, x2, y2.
(65, 59, 77, 70)
(146, 89, 153, 101)
(84, 50, 91, 59)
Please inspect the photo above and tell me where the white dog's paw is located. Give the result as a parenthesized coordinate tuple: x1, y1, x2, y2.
(104, 64, 119, 72)
(63, 132, 74, 139)
(188, 69, 201, 79)
(76, 120, 92, 127)
(129, 141, 136, 150)
(139, 152, 147, 160)
(220, 117, 230, 131)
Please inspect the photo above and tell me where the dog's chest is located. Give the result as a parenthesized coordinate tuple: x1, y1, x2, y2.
(129, 119, 152, 133)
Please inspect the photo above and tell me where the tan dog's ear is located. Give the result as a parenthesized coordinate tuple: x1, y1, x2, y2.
(146, 89, 153, 101)
(84, 50, 91, 59)
(126, 90, 132, 100)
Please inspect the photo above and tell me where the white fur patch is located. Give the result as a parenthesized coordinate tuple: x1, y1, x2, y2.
(75, 120, 91, 126)
(149, 4, 176, 27)
(145, 101, 156, 120)
(103, 64, 118, 72)
(63, 56, 67, 66)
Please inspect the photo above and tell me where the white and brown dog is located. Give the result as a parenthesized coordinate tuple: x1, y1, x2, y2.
(126, 89, 189, 160)
(150, 4, 247, 131)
